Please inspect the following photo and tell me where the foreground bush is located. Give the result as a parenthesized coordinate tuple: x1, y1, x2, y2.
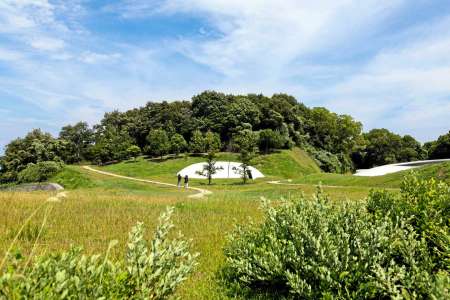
(0, 207, 198, 299)
(222, 179, 449, 299)
(17, 161, 63, 183)
(368, 174, 450, 270)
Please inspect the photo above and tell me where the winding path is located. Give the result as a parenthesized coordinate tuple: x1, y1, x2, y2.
(82, 166, 212, 198)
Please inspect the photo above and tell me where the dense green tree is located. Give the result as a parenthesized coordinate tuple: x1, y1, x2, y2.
(224, 96, 261, 141)
(204, 131, 221, 153)
(428, 131, 450, 159)
(398, 135, 426, 162)
(305, 107, 362, 155)
(355, 129, 426, 168)
(258, 129, 285, 154)
(189, 130, 205, 154)
(146, 129, 170, 159)
(170, 134, 188, 157)
(0, 129, 64, 182)
(363, 129, 402, 167)
(90, 128, 133, 164)
(59, 122, 94, 163)
(126, 145, 141, 161)
(191, 91, 230, 134)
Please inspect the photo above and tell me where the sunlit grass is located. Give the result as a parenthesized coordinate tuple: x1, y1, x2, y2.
(0, 149, 400, 299)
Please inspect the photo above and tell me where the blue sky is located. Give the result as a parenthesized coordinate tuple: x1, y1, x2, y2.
(1, 0, 450, 152)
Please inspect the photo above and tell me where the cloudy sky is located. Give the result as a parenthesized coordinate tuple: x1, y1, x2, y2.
(1, 0, 450, 151)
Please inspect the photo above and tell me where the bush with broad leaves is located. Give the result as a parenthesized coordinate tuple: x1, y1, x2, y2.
(17, 161, 63, 183)
(222, 177, 449, 299)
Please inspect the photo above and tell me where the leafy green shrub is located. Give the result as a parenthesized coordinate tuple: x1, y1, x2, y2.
(17, 161, 63, 183)
(305, 145, 350, 173)
(222, 183, 449, 299)
(0, 207, 198, 299)
(368, 174, 450, 270)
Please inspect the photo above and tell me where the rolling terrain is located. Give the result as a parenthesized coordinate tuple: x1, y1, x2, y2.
(1, 148, 448, 298)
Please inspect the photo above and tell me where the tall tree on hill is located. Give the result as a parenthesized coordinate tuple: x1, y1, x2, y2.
(196, 131, 222, 185)
(59, 122, 94, 163)
(233, 129, 259, 184)
(0, 129, 64, 182)
(170, 134, 188, 157)
(305, 107, 362, 155)
(90, 128, 133, 164)
(427, 131, 450, 159)
(398, 135, 426, 162)
(362, 129, 403, 167)
(146, 129, 170, 159)
(126, 145, 141, 161)
(258, 129, 285, 154)
(189, 130, 206, 154)
(192, 91, 230, 134)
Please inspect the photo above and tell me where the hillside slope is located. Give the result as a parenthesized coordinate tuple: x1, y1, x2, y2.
(98, 148, 321, 182)
(287, 162, 450, 188)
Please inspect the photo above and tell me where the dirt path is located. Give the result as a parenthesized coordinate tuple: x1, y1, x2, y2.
(267, 180, 399, 191)
(82, 166, 212, 198)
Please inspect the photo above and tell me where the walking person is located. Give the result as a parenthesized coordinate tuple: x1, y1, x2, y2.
(177, 174, 182, 188)
(184, 175, 189, 189)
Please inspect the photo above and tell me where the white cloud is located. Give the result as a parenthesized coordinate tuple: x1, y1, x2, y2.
(30, 37, 65, 51)
(0, 47, 23, 61)
(314, 17, 450, 141)
(79, 51, 122, 64)
(0, 0, 449, 148)
(129, 0, 405, 80)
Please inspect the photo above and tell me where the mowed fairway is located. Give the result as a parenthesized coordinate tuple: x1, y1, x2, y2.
(0, 149, 397, 299)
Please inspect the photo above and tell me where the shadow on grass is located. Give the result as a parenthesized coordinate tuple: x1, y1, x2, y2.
(145, 154, 191, 163)
(124, 160, 140, 164)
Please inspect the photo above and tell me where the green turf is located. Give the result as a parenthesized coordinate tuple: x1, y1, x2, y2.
(52, 166, 95, 189)
(52, 165, 194, 197)
(100, 148, 321, 183)
(284, 162, 450, 188)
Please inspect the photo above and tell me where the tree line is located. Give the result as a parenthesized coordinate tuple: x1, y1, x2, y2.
(1, 90, 449, 183)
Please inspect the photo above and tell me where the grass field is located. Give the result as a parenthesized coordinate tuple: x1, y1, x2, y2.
(281, 161, 450, 188)
(2, 149, 444, 298)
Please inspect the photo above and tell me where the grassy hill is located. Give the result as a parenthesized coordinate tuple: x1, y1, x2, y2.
(285, 162, 450, 188)
(98, 147, 321, 183)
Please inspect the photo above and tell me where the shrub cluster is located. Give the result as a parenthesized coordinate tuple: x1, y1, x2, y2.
(367, 174, 450, 271)
(0, 207, 198, 299)
(17, 161, 63, 183)
(222, 175, 449, 299)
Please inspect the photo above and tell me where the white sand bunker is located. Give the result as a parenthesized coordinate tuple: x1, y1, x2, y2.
(354, 159, 450, 177)
(178, 161, 265, 179)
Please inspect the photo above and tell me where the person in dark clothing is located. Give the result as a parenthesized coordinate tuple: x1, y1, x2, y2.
(177, 174, 182, 188)
(246, 169, 253, 180)
(184, 175, 189, 188)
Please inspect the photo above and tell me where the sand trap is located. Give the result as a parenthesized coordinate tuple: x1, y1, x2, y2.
(354, 159, 450, 177)
(177, 161, 264, 179)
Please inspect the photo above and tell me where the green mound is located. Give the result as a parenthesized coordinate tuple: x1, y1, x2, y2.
(99, 148, 321, 182)
(252, 148, 321, 178)
(52, 166, 95, 189)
